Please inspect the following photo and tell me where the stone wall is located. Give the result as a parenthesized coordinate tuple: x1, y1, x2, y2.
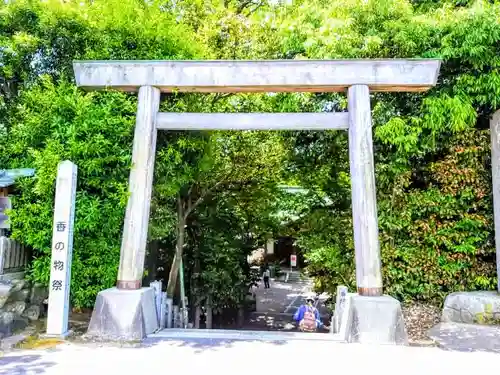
(0, 236, 47, 339)
(0, 280, 47, 339)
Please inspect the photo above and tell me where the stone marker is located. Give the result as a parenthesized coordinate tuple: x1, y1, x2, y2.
(338, 292, 354, 341)
(166, 297, 173, 329)
(46, 160, 77, 338)
(160, 292, 167, 329)
(334, 285, 348, 333)
(150, 280, 162, 326)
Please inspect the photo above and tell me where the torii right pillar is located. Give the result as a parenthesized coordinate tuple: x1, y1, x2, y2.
(347, 84, 408, 345)
(490, 110, 500, 293)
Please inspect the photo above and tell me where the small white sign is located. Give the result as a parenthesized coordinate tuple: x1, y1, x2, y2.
(46, 161, 77, 337)
(0, 197, 12, 229)
(290, 254, 297, 267)
(266, 239, 274, 254)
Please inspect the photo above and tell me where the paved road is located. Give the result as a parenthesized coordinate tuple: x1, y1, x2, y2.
(1, 338, 500, 375)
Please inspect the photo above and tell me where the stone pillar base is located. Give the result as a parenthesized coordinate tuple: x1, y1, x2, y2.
(86, 287, 158, 341)
(347, 295, 408, 345)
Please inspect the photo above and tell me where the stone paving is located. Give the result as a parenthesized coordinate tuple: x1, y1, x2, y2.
(255, 274, 312, 314)
(256, 273, 329, 314)
(428, 322, 500, 353)
(2, 336, 500, 375)
(248, 272, 330, 330)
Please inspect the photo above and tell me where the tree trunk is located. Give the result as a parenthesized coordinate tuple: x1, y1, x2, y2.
(167, 196, 185, 297)
(166, 236, 183, 297)
(195, 305, 201, 329)
(237, 305, 245, 328)
(166, 182, 222, 298)
(193, 235, 202, 329)
(206, 296, 213, 329)
(144, 240, 159, 284)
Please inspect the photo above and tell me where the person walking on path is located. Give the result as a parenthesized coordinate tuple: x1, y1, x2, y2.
(263, 267, 271, 289)
(293, 293, 324, 332)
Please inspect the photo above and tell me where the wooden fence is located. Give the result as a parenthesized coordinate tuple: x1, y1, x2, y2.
(0, 236, 31, 276)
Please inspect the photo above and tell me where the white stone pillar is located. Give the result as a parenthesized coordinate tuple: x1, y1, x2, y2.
(117, 86, 160, 289)
(490, 110, 500, 292)
(347, 85, 383, 296)
(46, 160, 77, 337)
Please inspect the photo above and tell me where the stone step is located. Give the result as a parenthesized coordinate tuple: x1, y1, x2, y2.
(285, 272, 307, 283)
(148, 328, 341, 342)
(249, 311, 331, 321)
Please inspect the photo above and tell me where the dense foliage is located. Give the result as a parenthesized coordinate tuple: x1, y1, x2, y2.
(0, 0, 209, 307)
(1, 0, 500, 313)
(277, 0, 500, 303)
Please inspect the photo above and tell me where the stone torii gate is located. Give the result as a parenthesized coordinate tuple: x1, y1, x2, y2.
(74, 59, 441, 342)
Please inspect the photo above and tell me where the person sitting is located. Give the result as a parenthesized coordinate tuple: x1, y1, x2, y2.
(293, 293, 323, 332)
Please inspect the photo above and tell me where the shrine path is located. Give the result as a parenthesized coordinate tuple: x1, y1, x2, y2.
(1, 337, 499, 375)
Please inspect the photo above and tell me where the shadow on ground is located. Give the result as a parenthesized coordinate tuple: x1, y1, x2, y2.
(0, 354, 56, 375)
(141, 336, 290, 353)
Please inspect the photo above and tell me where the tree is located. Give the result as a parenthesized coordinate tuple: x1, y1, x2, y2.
(162, 130, 286, 297)
(272, 0, 500, 301)
(0, 0, 204, 307)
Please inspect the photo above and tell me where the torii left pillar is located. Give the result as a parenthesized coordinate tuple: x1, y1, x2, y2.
(87, 86, 160, 340)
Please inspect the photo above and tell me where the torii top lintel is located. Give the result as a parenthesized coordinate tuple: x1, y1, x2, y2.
(73, 59, 441, 93)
